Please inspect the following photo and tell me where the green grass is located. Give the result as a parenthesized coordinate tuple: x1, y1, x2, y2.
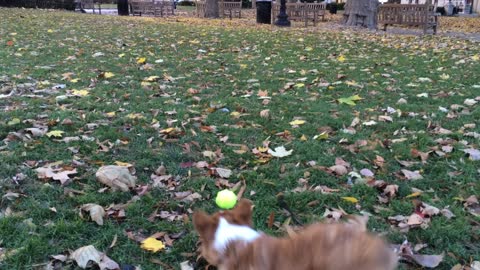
(1, 8, 480, 270)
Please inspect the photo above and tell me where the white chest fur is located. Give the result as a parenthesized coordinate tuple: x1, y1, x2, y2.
(213, 217, 260, 253)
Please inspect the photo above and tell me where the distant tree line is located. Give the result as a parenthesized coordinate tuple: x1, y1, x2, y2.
(0, 0, 76, 9)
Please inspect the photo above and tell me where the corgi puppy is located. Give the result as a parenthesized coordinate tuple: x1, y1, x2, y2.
(193, 199, 397, 270)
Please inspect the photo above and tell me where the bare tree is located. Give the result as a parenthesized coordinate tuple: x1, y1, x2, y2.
(343, 0, 380, 29)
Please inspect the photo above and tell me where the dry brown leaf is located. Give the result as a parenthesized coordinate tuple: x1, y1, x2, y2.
(96, 165, 136, 192)
(35, 166, 77, 185)
(260, 109, 270, 118)
(70, 245, 119, 270)
(180, 261, 194, 270)
(81, 204, 105, 226)
(216, 167, 232, 178)
(401, 169, 423, 180)
(329, 165, 348, 176)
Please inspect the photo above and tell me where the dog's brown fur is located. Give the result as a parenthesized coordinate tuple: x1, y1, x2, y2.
(193, 199, 397, 270)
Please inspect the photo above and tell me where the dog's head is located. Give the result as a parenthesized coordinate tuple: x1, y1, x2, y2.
(193, 199, 255, 265)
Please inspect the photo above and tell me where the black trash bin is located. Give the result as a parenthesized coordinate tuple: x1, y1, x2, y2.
(118, 0, 129, 16)
(256, 1, 272, 24)
(329, 2, 337, 14)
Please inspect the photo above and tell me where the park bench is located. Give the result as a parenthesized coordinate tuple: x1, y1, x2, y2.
(130, 0, 174, 16)
(196, 0, 242, 19)
(79, 0, 102, 14)
(377, 3, 438, 34)
(196, 0, 207, 17)
(271, 1, 326, 27)
(221, 1, 242, 19)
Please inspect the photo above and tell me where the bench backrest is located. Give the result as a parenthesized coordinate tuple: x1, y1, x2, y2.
(222, 1, 241, 9)
(378, 4, 435, 25)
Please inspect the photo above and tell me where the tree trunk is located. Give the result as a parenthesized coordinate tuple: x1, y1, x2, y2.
(205, 0, 220, 17)
(343, 0, 379, 29)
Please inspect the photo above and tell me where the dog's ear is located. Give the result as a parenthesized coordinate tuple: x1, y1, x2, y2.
(234, 199, 253, 226)
(193, 211, 215, 238)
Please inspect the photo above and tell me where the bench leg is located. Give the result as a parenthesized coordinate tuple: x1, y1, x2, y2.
(383, 24, 387, 31)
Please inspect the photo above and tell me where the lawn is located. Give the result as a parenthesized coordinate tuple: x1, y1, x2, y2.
(1, 8, 480, 270)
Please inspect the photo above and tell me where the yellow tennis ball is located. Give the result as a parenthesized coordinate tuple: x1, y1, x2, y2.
(215, 189, 237, 209)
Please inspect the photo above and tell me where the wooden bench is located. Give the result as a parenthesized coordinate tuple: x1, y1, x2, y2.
(271, 1, 326, 27)
(196, 0, 207, 17)
(196, 0, 241, 19)
(221, 1, 242, 19)
(130, 0, 174, 17)
(79, 0, 102, 14)
(378, 3, 438, 34)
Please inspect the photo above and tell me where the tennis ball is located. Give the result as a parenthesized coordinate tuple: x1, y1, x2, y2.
(215, 189, 237, 209)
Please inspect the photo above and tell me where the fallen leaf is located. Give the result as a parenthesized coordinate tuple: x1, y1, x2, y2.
(137, 57, 146, 64)
(289, 119, 306, 126)
(81, 204, 106, 226)
(180, 261, 194, 270)
(216, 168, 232, 178)
(342, 197, 359, 204)
(35, 166, 77, 185)
(96, 165, 136, 192)
(46, 130, 64, 138)
(70, 245, 119, 270)
(103, 72, 115, 79)
(401, 169, 423, 180)
(337, 95, 362, 106)
(462, 148, 480, 161)
(268, 146, 293, 158)
(141, 237, 165, 253)
(407, 254, 444, 268)
(329, 165, 348, 176)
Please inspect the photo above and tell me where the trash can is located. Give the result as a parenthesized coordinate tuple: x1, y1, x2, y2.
(256, 0, 272, 24)
(118, 0, 129, 16)
(329, 2, 337, 14)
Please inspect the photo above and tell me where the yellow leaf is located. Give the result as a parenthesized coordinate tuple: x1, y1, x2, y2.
(439, 73, 450, 80)
(257, 146, 268, 153)
(126, 113, 145, 119)
(405, 192, 422, 198)
(300, 134, 308, 141)
(72, 89, 89, 96)
(472, 54, 479, 61)
(119, 53, 125, 58)
(337, 55, 346, 62)
(230, 111, 241, 117)
(305, 47, 313, 51)
(114, 161, 132, 167)
(294, 83, 305, 88)
(289, 119, 306, 126)
(47, 29, 53, 33)
(70, 78, 80, 83)
(104, 72, 115, 79)
(137, 57, 146, 64)
(313, 131, 328, 140)
(7, 118, 21, 126)
(240, 64, 248, 69)
(141, 237, 165, 253)
(106, 112, 116, 117)
(46, 130, 64, 138)
(144, 76, 159, 82)
(342, 197, 359, 203)
(160, 127, 176, 134)
(141, 81, 151, 87)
